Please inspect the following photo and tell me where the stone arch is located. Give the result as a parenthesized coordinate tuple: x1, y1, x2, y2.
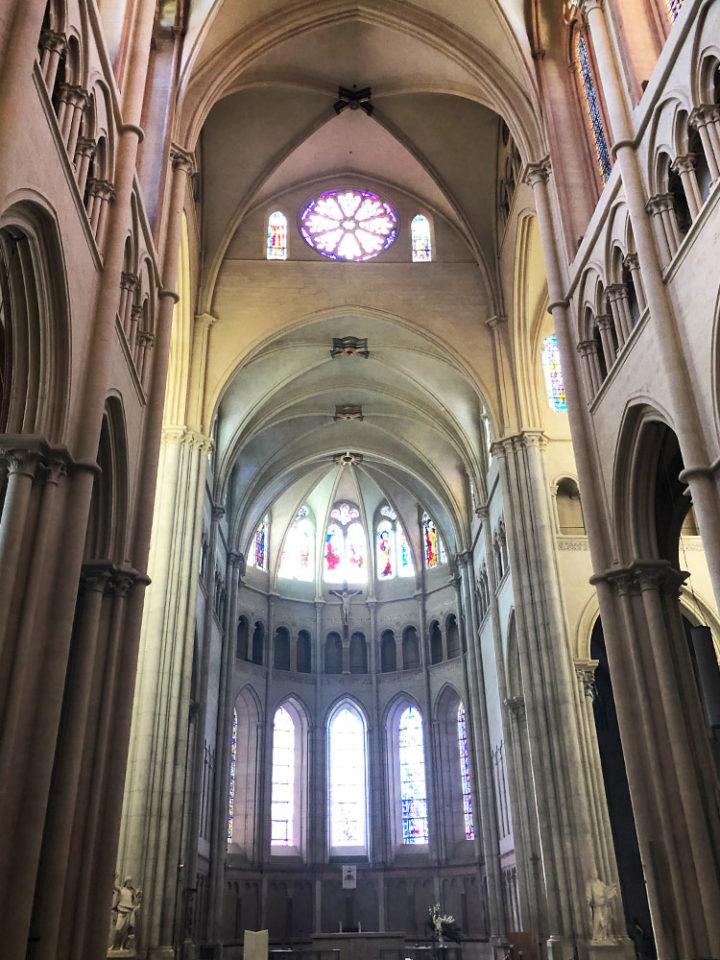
(402, 625, 420, 670)
(229, 684, 263, 857)
(236, 615, 250, 659)
(0, 199, 70, 442)
(84, 395, 128, 562)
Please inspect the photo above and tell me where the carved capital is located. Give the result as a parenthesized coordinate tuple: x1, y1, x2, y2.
(574, 659, 598, 697)
(605, 283, 627, 303)
(75, 135, 96, 159)
(596, 314, 614, 332)
(137, 331, 155, 350)
(212, 505, 226, 521)
(623, 253, 639, 272)
(577, 339, 598, 358)
(646, 192, 673, 216)
(523, 157, 551, 187)
(576, 0, 604, 16)
(87, 178, 116, 202)
(671, 153, 696, 175)
(171, 144, 197, 175)
(121, 271, 139, 293)
(504, 695, 526, 722)
(39, 29, 67, 55)
(689, 104, 720, 129)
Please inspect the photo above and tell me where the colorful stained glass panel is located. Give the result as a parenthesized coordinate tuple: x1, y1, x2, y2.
(300, 189, 397, 261)
(457, 704, 475, 840)
(227, 708, 237, 843)
(399, 706, 429, 843)
(542, 335, 568, 412)
(411, 214, 432, 262)
(267, 211, 287, 260)
(377, 519, 395, 579)
(271, 707, 295, 846)
(576, 34, 612, 183)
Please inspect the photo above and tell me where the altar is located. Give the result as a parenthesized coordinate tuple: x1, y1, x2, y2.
(310, 931, 406, 960)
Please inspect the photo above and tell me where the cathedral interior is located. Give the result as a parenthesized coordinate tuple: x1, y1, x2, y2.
(1, 1, 720, 959)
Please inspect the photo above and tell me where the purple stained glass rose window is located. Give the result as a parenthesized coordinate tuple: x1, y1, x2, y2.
(300, 189, 398, 261)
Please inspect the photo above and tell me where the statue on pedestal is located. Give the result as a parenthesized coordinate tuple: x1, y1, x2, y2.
(586, 868, 618, 942)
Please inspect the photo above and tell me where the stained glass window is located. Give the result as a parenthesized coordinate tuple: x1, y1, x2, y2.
(542, 335, 568, 411)
(300, 188, 398, 261)
(399, 705, 429, 843)
(377, 519, 395, 579)
(376, 506, 414, 581)
(329, 705, 367, 848)
(271, 706, 295, 846)
(247, 518, 267, 570)
(227, 708, 238, 843)
(278, 507, 314, 581)
(575, 33, 612, 183)
(267, 211, 287, 260)
(411, 214, 432, 262)
(457, 704, 475, 840)
(666, 0, 684, 20)
(323, 503, 367, 584)
(422, 511, 447, 569)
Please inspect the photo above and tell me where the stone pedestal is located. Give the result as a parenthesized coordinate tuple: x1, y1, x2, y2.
(587, 940, 635, 960)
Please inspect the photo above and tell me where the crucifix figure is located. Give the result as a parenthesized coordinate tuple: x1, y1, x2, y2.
(329, 582, 362, 633)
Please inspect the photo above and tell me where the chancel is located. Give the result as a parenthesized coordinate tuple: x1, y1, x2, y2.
(1, 2, 720, 960)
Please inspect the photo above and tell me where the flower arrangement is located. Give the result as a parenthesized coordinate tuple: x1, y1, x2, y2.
(427, 903, 462, 943)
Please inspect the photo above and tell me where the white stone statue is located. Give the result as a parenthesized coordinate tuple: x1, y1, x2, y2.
(109, 876, 142, 953)
(586, 868, 618, 942)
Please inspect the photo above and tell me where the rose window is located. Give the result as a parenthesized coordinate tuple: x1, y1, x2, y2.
(300, 189, 397, 261)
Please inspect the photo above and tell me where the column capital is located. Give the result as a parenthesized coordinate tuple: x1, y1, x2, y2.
(170, 143, 197, 175)
(75, 135, 97, 159)
(194, 312, 218, 330)
(596, 313, 614, 331)
(87, 178, 116, 202)
(574, 659, 599, 697)
(575, 0, 605, 17)
(623, 252, 639, 271)
(503, 695, 526, 722)
(120, 271, 139, 293)
(671, 153, 696, 175)
(522, 157, 551, 188)
(689, 104, 720, 128)
(645, 192, 674, 216)
(212, 504, 226, 521)
(577, 339, 599, 358)
(39, 28, 67, 55)
(605, 283, 628, 302)
(485, 314, 506, 330)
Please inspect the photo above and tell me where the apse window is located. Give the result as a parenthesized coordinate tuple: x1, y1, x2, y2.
(376, 504, 414, 581)
(266, 211, 287, 260)
(398, 705, 429, 844)
(300, 188, 397, 261)
(575, 33, 612, 183)
(541, 335, 567, 412)
(227, 708, 237, 843)
(422, 511, 447, 569)
(247, 516, 268, 570)
(411, 214, 432, 262)
(278, 505, 314, 582)
(328, 703, 368, 854)
(324, 502, 367, 584)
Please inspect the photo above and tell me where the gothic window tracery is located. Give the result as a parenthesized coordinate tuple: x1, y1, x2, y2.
(278, 506, 314, 581)
(300, 189, 397, 261)
(376, 504, 414, 581)
(324, 502, 366, 583)
(457, 703, 475, 840)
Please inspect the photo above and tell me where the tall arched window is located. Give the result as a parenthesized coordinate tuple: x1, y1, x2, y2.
(376, 504, 414, 580)
(575, 32, 612, 184)
(271, 706, 296, 847)
(227, 708, 238, 843)
(411, 214, 432, 262)
(328, 703, 368, 853)
(323, 502, 367, 583)
(542, 335, 568, 411)
(457, 704, 475, 840)
(665, 0, 684, 21)
(398, 705, 429, 843)
(422, 511, 447, 569)
(267, 211, 288, 260)
(278, 506, 314, 581)
(247, 517, 268, 570)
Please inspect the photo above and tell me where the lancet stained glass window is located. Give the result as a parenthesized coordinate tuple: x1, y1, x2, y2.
(411, 214, 432, 262)
(278, 506, 314, 581)
(422, 511, 447, 569)
(329, 705, 367, 848)
(376, 505, 414, 581)
(457, 704, 475, 840)
(267, 211, 287, 260)
(227, 708, 237, 843)
(324, 503, 367, 583)
(300, 189, 397, 261)
(248, 518, 267, 570)
(576, 33, 612, 183)
(399, 705, 429, 843)
(271, 706, 295, 846)
(542, 335, 568, 411)
(666, 0, 684, 20)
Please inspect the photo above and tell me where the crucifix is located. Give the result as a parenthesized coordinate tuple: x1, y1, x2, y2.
(329, 582, 362, 637)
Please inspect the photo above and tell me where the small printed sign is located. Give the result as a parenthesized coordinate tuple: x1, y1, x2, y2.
(342, 865, 356, 889)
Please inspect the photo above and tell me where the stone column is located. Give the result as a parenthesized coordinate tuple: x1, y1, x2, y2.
(595, 314, 617, 367)
(38, 28, 67, 92)
(689, 105, 720, 182)
(119, 271, 139, 337)
(670, 154, 701, 220)
(622, 253, 646, 313)
(576, 340, 601, 397)
(645, 193, 678, 262)
(74, 134, 96, 196)
(605, 283, 632, 343)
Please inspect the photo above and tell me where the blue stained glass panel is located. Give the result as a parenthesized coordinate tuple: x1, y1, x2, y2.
(457, 703, 475, 840)
(666, 0, 684, 20)
(399, 706, 429, 843)
(576, 34, 612, 183)
(227, 709, 237, 843)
